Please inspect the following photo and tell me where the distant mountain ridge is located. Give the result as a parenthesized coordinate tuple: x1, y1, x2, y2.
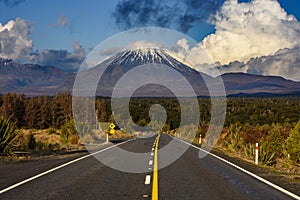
(0, 58, 73, 96)
(0, 49, 300, 96)
(220, 72, 300, 96)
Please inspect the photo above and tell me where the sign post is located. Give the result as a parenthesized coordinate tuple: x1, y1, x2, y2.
(109, 123, 115, 134)
(107, 123, 115, 143)
(199, 134, 202, 144)
(255, 143, 259, 165)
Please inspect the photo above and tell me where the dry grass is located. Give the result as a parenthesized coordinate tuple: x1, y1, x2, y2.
(33, 130, 60, 145)
(16, 128, 133, 151)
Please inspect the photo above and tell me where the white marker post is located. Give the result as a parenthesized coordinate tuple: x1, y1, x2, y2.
(199, 134, 202, 144)
(255, 143, 259, 165)
(106, 133, 109, 144)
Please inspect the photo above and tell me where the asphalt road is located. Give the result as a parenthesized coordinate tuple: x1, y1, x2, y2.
(0, 134, 299, 200)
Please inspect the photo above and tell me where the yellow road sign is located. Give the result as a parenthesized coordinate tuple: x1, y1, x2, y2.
(109, 129, 115, 134)
(109, 123, 116, 129)
(109, 123, 115, 134)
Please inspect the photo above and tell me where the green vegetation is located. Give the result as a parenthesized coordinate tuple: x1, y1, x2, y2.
(0, 92, 72, 129)
(218, 122, 299, 166)
(286, 121, 300, 164)
(60, 120, 78, 144)
(259, 126, 284, 165)
(0, 93, 299, 169)
(0, 116, 18, 155)
(1, 94, 299, 131)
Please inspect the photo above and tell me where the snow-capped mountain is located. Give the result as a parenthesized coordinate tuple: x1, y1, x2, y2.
(109, 48, 194, 73)
(88, 48, 211, 96)
(1, 48, 300, 96)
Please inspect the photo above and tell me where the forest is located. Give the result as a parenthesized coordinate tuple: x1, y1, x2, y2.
(0, 92, 299, 167)
(1, 93, 298, 130)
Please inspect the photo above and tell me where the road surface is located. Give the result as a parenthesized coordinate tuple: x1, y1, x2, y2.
(0, 134, 299, 200)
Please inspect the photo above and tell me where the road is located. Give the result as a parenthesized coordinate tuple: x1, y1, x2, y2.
(0, 134, 299, 200)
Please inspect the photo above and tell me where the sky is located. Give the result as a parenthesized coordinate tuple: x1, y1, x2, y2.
(0, 0, 300, 80)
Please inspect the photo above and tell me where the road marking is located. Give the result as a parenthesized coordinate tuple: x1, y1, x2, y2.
(145, 175, 151, 185)
(172, 136, 300, 200)
(0, 139, 135, 195)
(149, 160, 153, 165)
(152, 134, 160, 200)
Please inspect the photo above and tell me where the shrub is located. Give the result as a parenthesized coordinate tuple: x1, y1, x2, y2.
(60, 120, 77, 143)
(27, 133, 37, 150)
(47, 128, 57, 135)
(0, 116, 18, 155)
(224, 122, 242, 151)
(259, 125, 284, 166)
(259, 144, 276, 166)
(244, 143, 255, 159)
(69, 135, 80, 145)
(76, 122, 91, 137)
(286, 121, 300, 164)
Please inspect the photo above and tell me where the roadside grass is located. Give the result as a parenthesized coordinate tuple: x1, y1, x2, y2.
(4, 128, 134, 159)
(213, 140, 300, 183)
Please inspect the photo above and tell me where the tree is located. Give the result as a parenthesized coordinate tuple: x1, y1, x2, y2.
(259, 125, 284, 166)
(38, 96, 51, 129)
(25, 97, 40, 129)
(286, 121, 300, 163)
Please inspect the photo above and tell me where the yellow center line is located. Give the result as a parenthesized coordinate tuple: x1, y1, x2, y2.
(152, 134, 160, 200)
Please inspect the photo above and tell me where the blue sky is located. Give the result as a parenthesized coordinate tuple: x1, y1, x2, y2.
(0, 0, 297, 51)
(0, 0, 300, 80)
(0, 0, 120, 51)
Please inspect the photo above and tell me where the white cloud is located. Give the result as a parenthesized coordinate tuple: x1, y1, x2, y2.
(32, 42, 86, 71)
(209, 46, 300, 81)
(0, 18, 85, 70)
(172, 38, 219, 76)
(0, 18, 33, 61)
(200, 0, 300, 65)
(174, 0, 300, 80)
(55, 15, 69, 28)
(245, 46, 300, 81)
(0, 20, 14, 32)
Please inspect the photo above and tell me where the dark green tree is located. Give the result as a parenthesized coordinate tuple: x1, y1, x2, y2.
(286, 121, 300, 163)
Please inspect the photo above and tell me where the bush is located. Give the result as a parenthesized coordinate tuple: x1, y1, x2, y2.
(0, 116, 18, 155)
(244, 143, 255, 159)
(69, 135, 80, 145)
(27, 133, 37, 150)
(47, 128, 57, 135)
(76, 122, 91, 137)
(60, 120, 77, 143)
(259, 144, 276, 166)
(286, 121, 300, 164)
(224, 122, 242, 151)
(259, 125, 284, 166)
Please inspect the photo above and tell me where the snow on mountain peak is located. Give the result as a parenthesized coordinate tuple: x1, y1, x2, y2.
(109, 48, 193, 73)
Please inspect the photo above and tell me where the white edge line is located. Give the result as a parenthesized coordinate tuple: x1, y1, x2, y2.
(0, 139, 135, 195)
(172, 136, 300, 200)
